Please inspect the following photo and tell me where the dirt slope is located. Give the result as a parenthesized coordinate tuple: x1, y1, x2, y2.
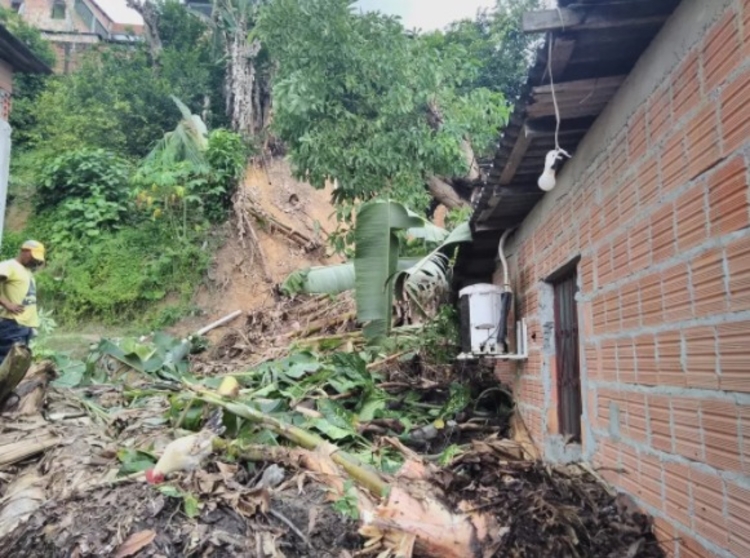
(174, 158, 342, 338)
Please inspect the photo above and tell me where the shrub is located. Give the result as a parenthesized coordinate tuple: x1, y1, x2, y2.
(35, 222, 211, 324)
(203, 128, 249, 222)
(36, 149, 132, 248)
(37, 148, 131, 210)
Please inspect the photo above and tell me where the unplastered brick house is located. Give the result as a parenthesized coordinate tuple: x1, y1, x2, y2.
(0, 0, 142, 73)
(459, 0, 750, 556)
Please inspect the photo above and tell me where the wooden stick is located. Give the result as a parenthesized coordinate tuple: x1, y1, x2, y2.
(196, 310, 243, 336)
(283, 312, 356, 339)
(366, 351, 411, 371)
(246, 204, 321, 251)
(0, 434, 59, 468)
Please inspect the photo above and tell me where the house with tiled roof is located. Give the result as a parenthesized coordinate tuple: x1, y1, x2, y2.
(0, 0, 142, 73)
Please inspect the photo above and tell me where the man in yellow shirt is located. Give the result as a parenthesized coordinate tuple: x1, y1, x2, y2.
(0, 240, 45, 364)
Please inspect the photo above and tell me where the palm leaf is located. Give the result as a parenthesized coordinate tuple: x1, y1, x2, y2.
(354, 200, 424, 340)
(145, 96, 209, 168)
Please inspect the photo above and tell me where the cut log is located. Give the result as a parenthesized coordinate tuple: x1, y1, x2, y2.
(0, 344, 33, 410)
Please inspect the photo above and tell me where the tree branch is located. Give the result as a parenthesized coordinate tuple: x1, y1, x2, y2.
(427, 176, 470, 210)
(126, 0, 163, 63)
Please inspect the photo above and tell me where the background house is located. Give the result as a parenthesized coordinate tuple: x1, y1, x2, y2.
(0, 20, 50, 245)
(463, 0, 750, 556)
(0, 0, 142, 73)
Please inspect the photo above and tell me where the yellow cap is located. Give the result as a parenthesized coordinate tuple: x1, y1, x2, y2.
(21, 240, 45, 262)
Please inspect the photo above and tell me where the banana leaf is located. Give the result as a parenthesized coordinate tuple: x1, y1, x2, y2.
(281, 258, 422, 296)
(389, 222, 473, 310)
(354, 201, 424, 340)
(405, 209, 449, 243)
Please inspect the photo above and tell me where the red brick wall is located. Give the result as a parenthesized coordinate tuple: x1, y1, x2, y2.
(0, 60, 12, 121)
(497, 2, 750, 556)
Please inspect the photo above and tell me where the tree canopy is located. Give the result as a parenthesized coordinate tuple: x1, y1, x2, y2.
(257, 0, 510, 214)
(427, 0, 541, 104)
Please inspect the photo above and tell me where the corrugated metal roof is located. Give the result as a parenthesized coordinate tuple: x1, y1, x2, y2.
(455, 0, 680, 287)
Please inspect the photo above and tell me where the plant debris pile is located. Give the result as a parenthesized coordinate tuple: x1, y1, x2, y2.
(435, 444, 663, 557)
(2, 466, 360, 558)
(202, 293, 358, 367)
(0, 293, 665, 558)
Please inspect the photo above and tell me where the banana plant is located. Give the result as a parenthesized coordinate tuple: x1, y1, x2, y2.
(281, 201, 473, 340)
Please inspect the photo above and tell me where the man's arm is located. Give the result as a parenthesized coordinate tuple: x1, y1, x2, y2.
(0, 270, 23, 315)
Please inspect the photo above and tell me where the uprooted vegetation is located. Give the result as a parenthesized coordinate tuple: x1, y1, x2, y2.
(0, 293, 665, 558)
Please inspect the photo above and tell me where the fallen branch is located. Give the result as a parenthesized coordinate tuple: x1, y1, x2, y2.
(292, 331, 364, 346)
(269, 508, 311, 548)
(233, 187, 272, 282)
(196, 310, 243, 337)
(283, 312, 356, 340)
(246, 204, 321, 252)
(366, 351, 411, 371)
(193, 387, 388, 497)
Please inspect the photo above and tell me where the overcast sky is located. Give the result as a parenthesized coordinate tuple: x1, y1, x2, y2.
(354, 0, 496, 31)
(102, 0, 498, 31)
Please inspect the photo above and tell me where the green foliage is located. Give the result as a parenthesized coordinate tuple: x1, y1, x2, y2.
(390, 222, 472, 313)
(282, 200, 470, 341)
(445, 206, 473, 231)
(0, 6, 56, 150)
(157, 485, 202, 518)
(204, 128, 250, 221)
(117, 448, 157, 475)
(257, 0, 510, 213)
(0, 7, 56, 66)
(36, 148, 131, 207)
(24, 1, 225, 159)
(135, 126, 247, 225)
(353, 201, 423, 340)
(36, 149, 132, 246)
(29, 308, 58, 361)
(0, 230, 26, 260)
(94, 331, 194, 381)
(332, 480, 360, 520)
(33, 222, 210, 324)
(159, 1, 227, 127)
(428, 0, 541, 104)
(145, 96, 209, 169)
(28, 50, 178, 158)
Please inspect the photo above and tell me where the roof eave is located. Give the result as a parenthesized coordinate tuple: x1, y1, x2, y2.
(0, 24, 52, 75)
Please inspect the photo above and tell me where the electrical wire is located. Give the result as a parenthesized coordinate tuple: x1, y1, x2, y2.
(547, 5, 567, 154)
(548, 31, 561, 153)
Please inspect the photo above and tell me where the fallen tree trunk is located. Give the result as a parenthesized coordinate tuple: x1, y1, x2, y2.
(2, 361, 56, 415)
(0, 345, 33, 410)
(427, 176, 471, 210)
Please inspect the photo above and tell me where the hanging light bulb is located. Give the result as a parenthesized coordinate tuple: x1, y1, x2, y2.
(538, 148, 571, 192)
